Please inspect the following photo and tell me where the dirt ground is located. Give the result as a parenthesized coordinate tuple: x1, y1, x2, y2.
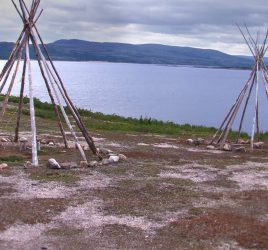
(0, 130, 268, 250)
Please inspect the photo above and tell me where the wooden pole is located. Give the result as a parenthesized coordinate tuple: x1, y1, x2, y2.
(25, 38, 38, 167)
(251, 61, 260, 150)
(14, 53, 27, 142)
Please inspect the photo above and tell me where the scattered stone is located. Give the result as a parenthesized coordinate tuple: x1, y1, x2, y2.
(0, 163, 8, 170)
(41, 139, 48, 145)
(89, 161, 98, 168)
(80, 161, 88, 168)
(254, 142, 265, 149)
(238, 139, 250, 145)
(207, 145, 216, 150)
(102, 159, 111, 166)
(60, 162, 78, 170)
(223, 143, 232, 152)
(118, 154, 127, 161)
(186, 139, 194, 145)
(19, 137, 28, 142)
(109, 155, 120, 163)
(24, 161, 32, 169)
(48, 142, 55, 147)
(1, 138, 8, 143)
(47, 158, 61, 169)
(234, 147, 246, 153)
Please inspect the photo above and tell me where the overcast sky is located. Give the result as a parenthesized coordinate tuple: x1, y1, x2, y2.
(0, 0, 268, 55)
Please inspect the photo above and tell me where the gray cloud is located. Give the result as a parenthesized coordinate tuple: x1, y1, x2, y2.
(0, 0, 268, 54)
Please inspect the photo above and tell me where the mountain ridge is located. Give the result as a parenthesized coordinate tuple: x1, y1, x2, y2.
(0, 39, 253, 69)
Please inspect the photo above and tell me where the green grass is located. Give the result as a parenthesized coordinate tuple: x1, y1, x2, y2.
(0, 94, 263, 139)
(0, 155, 25, 163)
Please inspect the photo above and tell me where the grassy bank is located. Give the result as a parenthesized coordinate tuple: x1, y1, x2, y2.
(0, 94, 257, 139)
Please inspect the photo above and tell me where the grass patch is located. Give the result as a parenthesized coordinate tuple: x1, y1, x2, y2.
(29, 168, 81, 184)
(0, 155, 25, 163)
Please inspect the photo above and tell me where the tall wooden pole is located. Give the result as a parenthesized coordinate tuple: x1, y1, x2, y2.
(26, 38, 38, 167)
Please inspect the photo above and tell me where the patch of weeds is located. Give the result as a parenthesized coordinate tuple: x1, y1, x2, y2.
(97, 178, 198, 218)
(29, 168, 80, 184)
(0, 155, 25, 163)
(204, 175, 239, 189)
(99, 165, 128, 176)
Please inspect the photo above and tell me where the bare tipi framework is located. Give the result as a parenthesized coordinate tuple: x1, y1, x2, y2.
(0, 0, 100, 166)
(211, 26, 268, 150)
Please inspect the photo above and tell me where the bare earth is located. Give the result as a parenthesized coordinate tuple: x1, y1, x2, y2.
(0, 131, 268, 250)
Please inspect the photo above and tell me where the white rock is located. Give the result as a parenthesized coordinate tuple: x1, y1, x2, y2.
(223, 143, 232, 151)
(186, 139, 194, 145)
(47, 159, 61, 169)
(0, 163, 8, 170)
(1, 138, 8, 143)
(102, 159, 111, 165)
(207, 145, 215, 150)
(89, 161, 98, 168)
(48, 142, 55, 147)
(254, 142, 265, 149)
(109, 155, 120, 163)
(118, 154, 127, 161)
(19, 137, 28, 142)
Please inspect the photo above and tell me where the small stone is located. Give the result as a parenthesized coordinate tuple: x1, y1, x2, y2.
(1, 138, 8, 143)
(234, 147, 246, 153)
(197, 138, 205, 144)
(19, 137, 28, 142)
(41, 139, 48, 145)
(89, 161, 98, 168)
(118, 154, 127, 161)
(186, 139, 194, 145)
(47, 158, 61, 169)
(60, 162, 78, 170)
(24, 161, 32, 169)
(102, 159, 110, 165)
(80, 161, 88, 168)
(207, 145, 215, 150)
(48, 142, 55, 147)
(254, 142, 265, 149)
(238, 139, 249, 145)
(0, 163, 8, 170)
(109, 155, 120, 163)
(223, 143, 232, 151)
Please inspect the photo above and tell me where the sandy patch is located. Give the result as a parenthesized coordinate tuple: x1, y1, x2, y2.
(153, 143, 179, 149)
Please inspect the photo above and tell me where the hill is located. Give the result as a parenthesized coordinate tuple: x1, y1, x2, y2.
(0, 39, 252, 68)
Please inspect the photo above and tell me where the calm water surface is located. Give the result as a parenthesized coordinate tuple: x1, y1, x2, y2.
(1, 61, 267, 133)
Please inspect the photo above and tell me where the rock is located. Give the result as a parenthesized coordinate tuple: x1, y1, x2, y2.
(238, 139, 250, 145)
(0, 163, 8, 170)
(109, 155, 120, 163)
(60, 162, 78, 170)
(207, 145, 216, 150)
(47, 159, 61, 169)
(254, 142, 265, 149)
(80, 161, 88, 168)
(19, 137, 28, 142)
(89, 161, 98, 168)
(41, 139, 48, 145)
(24, 161, 32, 169)
(48, 142, 55, 147)
(186, 139, 194, 145)
(118, 154, 127, 161)
(102, 159, 111, 165)
(234, 147, 246, 153)
(1, 138, 8, 143)
(223, 143, 232, 152)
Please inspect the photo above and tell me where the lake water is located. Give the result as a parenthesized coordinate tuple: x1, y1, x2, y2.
(1, 60, 268, 133)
